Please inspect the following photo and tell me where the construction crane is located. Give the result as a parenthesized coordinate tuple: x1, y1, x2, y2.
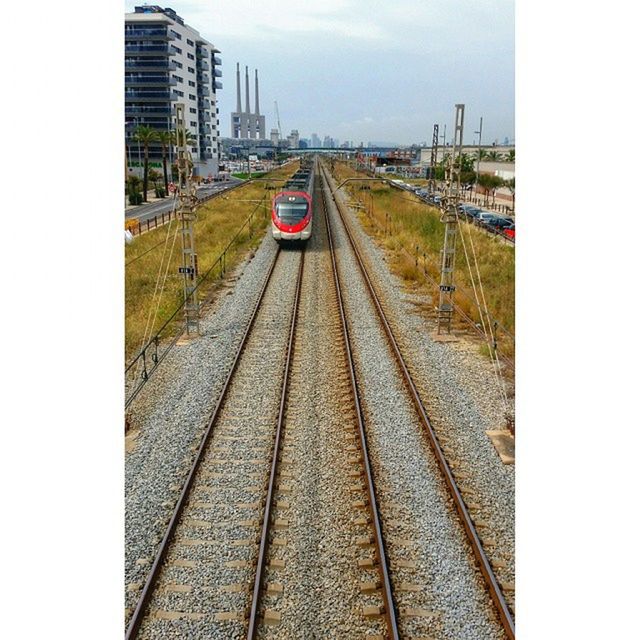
(274, 100, 282, 141)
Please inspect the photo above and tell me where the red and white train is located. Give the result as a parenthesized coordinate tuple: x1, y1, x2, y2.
(271, 158, 315, 242)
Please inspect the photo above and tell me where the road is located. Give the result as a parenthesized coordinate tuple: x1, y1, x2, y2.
(124, 178, 244, 224)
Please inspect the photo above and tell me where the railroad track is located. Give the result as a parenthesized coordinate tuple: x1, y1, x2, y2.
(125, 245, 302, 639)
(319, 160, 515, 639)
(125, 158, 514, 639)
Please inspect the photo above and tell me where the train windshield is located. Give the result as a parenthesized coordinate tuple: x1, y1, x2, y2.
(276, 202, 308, 224)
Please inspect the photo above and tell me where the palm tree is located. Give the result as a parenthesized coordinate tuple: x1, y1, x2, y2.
(487, 150, 500, 161)
(474, 149, 488, 161)
(156, 130, 172, 193)
(507, 149, 515, 163)
(133, 125, 158, 202)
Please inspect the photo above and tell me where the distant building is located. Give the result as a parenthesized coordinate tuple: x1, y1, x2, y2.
(230, 64, 266, 139)
(125, 5, 222, 177)
(270, 128, 280, 145)
(287, 129, 300, 149)
(311, 133, 320, 147)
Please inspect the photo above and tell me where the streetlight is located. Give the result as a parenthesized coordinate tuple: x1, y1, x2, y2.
(474, 116, 483, 200)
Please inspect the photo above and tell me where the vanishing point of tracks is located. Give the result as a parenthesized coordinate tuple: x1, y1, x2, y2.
(126, 160, 514, 639)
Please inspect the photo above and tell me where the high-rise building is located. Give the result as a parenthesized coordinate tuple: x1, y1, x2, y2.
(231, 64, 266, 139)
(125, 5, 222, 177)
(287, 129, 299, 149)
(310, 133, 320, 148)
(270, 129, 280, 145)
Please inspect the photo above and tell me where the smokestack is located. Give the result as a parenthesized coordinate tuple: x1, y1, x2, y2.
(244, 65, 250, 114)
(254, 69, 260, 115)
(235, 62, 241, 113)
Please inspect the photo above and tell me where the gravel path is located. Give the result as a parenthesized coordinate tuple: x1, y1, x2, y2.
(322, 166, 507, 640)
(258, 179, 386, 639)
(125, 234, 279, 620)
(330, 167, 516, 607)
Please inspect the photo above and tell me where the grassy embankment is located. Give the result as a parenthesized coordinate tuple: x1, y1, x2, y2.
(125, 162, 298, 360)
(231, 172, 266, 180)
(332, 161, 515, 362)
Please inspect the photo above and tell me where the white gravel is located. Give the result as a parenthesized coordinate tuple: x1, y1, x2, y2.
(323, 166, 508, 639)
(331, 168, 516, 601)
(125, 234, 278, 619)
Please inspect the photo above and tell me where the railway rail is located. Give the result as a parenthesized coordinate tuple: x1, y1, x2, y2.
(319, 160, 515, 639)
(125, 244, 296, 639)
(125, 157, 514, 639)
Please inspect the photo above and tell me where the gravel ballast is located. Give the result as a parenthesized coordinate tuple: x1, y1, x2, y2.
(323, 167, 508, 639)
(125, 235, 279, 619)
(330, 169, 516, 601)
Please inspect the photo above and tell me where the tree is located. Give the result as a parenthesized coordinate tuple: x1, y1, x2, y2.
(156, 130, 172, 193)
(487, 150, 500, 161)
(474, 148, 488, 161)
(477, 173, 504, 206)
(133, 125, 158, 202)
(507, 149, 515, 162)
(505, 177, 515, 210)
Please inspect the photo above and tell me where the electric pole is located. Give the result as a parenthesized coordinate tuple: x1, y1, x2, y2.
(475, 116, 483, 197)
(437, 104, 465, 334)
(429, 124, 439, 195)
(175, 104, 200, 335)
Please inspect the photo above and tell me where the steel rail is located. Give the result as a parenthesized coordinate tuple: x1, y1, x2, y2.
(247, 247, 305, 638)
(125, 246, 282, 640)
(320, 175, 400, 639)
(321, 163, 516, 639)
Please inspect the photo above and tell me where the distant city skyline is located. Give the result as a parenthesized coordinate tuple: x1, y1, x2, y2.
(124, 1, 514, 146)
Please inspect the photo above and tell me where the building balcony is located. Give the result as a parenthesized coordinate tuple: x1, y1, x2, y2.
(125, 44, 170, 55)
(200, 151, 213, 160)
(198, 85, 210, 96)
(199, 112, 211, 122)
(212, 55, 222, 66)
(125, 90, 173, 101)
(125, 59, 178, 71)
(214, 81, 223, 90)
(197, 73, 210, 84)
(124, 29, 174, 41)
(213, 68, 222, 78)
(196, 47, 207, 58)
(125, 75, 177, 86)
(126, 105, 173, 116)
(197, 60, 210, 71)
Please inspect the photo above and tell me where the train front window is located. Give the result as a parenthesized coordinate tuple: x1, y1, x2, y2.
(276, 203, 308, 224)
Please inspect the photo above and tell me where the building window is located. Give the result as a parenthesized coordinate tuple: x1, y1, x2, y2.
(188, 67, 195, 74)
(188, 80, 195, 87)
(187, 53, 195, 60)
(170, 30, 181, 40)
(190, 122, 197, 127)
(190, 108, 197, 114)
(187, 39, 194, 46)
(171, 46, 182, 54)
(175, 90, 184, 97)
(174, 61, 183, 69)
(172, 75, 183, 83)
(189, 94, 196, 100)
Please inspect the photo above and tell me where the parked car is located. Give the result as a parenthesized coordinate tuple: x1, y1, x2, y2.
(477, 211, 502, 226)
(464, 207, 483, 219)
(486, 216, 514, 229)
(503, 224, 515, 240)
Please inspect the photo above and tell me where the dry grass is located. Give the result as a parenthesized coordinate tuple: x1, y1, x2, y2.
(125, 162, 298, 360)
(333, 162, 515, 361)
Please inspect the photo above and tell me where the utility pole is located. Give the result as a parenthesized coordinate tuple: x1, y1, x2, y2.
(175, 104, 200, 335)
(437, 104, 465, 334)
(475, 116, 483, 197)
(429, 124, 439, 195)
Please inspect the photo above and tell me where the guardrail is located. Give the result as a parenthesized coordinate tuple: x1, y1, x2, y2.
(126, 180, 249, 237)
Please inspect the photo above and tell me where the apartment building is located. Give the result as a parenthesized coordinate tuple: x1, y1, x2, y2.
(125, 5, 222, 177)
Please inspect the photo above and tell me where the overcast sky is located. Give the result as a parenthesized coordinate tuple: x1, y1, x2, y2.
(125, 0, 514, 146)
